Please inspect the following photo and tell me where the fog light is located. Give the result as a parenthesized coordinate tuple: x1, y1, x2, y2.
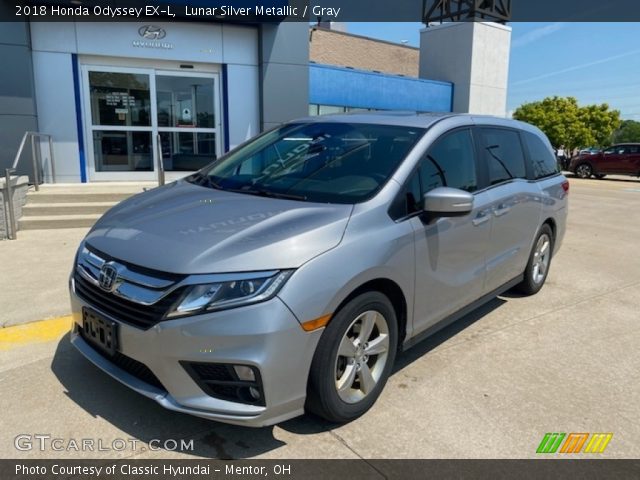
(249, 387, 261, 401)
(233, 365, 256, 382)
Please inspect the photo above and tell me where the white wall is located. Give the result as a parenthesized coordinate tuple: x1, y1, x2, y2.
(31, 51, 81, 183)
(468, 22, 511, 116)
(30, 21, 260, 182)
(226, 65, 260, 150)
(419, 22, 511, 116)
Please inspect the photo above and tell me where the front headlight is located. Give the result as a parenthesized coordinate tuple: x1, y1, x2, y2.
(167, 270, 293, 318)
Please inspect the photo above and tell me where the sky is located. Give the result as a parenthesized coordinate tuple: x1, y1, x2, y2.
(346, 22, 640, 120)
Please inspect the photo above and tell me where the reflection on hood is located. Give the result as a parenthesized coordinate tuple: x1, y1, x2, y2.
(85, 180, 353, 274)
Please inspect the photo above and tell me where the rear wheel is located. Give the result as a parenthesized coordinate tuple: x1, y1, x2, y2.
(515, 224, 554, 296)
(306, 291, 398, 423)
(575, 163, 593, 179)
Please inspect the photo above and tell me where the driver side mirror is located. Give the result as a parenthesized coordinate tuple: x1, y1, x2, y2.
(422, 187, 474, 219)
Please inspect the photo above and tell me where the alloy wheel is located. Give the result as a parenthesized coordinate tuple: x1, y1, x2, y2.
(576, 164, 592, 178)
(532, 233, 551, 285)
(334, 310, 390, 404)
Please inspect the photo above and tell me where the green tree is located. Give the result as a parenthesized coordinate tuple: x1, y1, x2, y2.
(580, 103, 620, 148)
(612, 120, 640, 144)
(512, 96, 621, 152)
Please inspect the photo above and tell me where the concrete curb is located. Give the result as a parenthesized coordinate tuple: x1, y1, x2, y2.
(0, 316, 72, 351)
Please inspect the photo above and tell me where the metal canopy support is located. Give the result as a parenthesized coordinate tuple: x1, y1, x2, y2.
(423, 0, 511, 24)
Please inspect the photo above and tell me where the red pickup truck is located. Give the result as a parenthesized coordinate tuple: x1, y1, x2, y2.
(570, 144, 640, 179)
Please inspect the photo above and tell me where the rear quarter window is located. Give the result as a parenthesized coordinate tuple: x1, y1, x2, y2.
(523, 132, 559, 179)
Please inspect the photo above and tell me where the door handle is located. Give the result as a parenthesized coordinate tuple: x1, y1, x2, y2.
(472, 212, 491, 226)
(493, 205, 511, 217)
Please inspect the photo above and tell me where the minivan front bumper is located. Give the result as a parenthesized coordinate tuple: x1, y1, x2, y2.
(69, 282, 323, 427)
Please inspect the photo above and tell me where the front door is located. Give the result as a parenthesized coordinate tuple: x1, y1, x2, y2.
(82, 65, 221, 182)
(411, 128, 492, 335)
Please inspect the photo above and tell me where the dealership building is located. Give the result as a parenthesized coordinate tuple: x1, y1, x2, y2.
(0, 15, 511, 183)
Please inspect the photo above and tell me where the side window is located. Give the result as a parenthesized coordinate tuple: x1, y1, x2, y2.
(523, 132, 559, 179)
(405, 173, 422, 214)
(480, 128, 527, 185)
(389, 171, 421, 219)
(628, 146, 639, 154)
(419, 129, 478, 193)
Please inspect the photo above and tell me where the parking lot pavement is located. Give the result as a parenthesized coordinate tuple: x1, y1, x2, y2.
(1, 176, 639, 459)
(0, 228, 89, 327)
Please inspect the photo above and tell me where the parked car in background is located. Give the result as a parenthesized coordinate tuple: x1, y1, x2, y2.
(570, 144, 640, 179)
(69, 113, 568, 426)
(578, 147, 601, 155)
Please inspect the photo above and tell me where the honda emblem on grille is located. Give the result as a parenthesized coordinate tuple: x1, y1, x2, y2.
(99, 262, 120, 292)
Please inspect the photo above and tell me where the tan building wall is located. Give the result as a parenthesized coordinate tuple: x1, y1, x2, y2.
(309, 27, 419, 78)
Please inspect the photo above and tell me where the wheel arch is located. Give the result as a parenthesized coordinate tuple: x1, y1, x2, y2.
(330, 278, 408, 349)
(542, 217, 557, 241)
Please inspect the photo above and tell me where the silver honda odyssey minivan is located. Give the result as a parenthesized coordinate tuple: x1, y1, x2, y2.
(70, 113, 568, 426)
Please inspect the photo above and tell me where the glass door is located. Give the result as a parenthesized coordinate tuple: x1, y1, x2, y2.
(82, 66, 221, 181)
(156, 72, 219, 176)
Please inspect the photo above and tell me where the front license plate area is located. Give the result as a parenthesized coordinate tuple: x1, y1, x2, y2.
(81, 308, 119, 356)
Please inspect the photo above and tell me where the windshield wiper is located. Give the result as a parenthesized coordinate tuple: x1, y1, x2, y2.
(191, 173, 306, 200)
(226, 187, 307, 201)
(190, 172, 223, 190)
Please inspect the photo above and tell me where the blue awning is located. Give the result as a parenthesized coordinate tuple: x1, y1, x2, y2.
(310, 63, 453, 113)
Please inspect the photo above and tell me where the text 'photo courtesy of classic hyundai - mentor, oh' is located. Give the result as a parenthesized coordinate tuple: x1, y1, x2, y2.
(69, 113, 568, 427)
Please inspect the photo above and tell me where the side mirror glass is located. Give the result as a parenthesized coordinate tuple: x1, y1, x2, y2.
(422, 187, 474, 218)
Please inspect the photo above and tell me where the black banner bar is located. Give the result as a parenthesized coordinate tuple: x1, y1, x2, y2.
(2, 460, 640, 480)
(3, 0, 640, 22)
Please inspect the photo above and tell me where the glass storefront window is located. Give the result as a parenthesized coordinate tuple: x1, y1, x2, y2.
(89, 72, 151, 127)
(318, 105, 346, 116)
(308, 104, 386, 116)
(159, 131, 216, 171)
(85, 67, 219, 179)
(93, 131, 152, 172)
(156, 76, 215, 128)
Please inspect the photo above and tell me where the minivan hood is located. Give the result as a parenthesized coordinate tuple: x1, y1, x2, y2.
(85, 180, 353, 274)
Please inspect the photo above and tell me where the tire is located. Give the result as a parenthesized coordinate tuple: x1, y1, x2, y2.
(595, 174, 606, 179)
(515, 224, 554, 296)
(306, 291, 398, 423)
(575, 163, 593, 179)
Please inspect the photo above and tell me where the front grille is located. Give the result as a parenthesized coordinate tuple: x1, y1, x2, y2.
(80, 326, 165, 391)
(74, 272, 185, 330)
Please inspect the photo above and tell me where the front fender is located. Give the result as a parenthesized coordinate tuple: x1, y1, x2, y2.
(277, 205, 416, 337)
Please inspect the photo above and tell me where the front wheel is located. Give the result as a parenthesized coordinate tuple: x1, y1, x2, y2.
(575, 163, 593, 178)
(306, 292, 398, 423)
(515, 224, 554, 296)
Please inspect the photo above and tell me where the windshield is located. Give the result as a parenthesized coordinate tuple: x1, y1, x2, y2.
(188, 122, 425, 204)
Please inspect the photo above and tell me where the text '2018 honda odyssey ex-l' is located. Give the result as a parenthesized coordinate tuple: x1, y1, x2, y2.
(70, 113, 568, 426)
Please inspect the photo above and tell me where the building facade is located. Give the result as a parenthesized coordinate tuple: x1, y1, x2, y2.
(0, 19, 509, 184)
(2, 20, 309, 183)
